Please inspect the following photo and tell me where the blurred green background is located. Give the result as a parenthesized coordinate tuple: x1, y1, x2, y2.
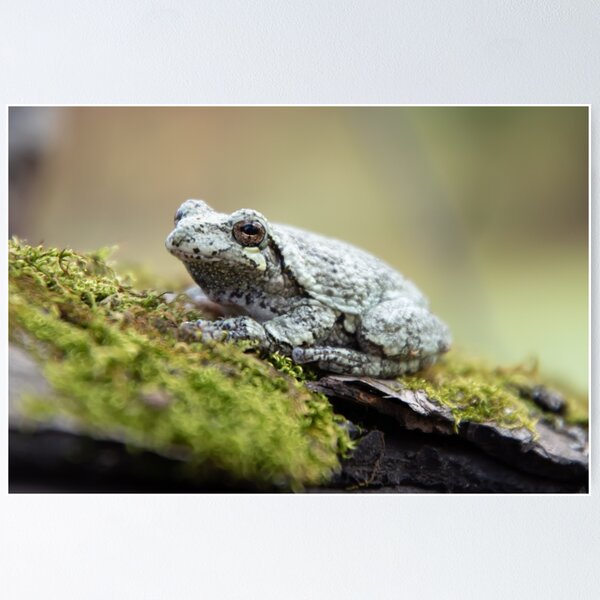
(9, 107, 589, 392)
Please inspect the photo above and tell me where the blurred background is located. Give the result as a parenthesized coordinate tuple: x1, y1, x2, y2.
(8, 106, 589, 392)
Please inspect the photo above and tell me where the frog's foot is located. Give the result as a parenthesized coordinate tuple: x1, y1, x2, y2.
(291, 346, 438, 378)
(180, 316, 268, 346)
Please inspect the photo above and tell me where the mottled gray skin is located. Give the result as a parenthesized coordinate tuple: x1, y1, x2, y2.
(165, 199, 451, 377)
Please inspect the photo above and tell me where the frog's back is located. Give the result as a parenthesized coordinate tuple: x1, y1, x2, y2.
(271, 223, 427, 314)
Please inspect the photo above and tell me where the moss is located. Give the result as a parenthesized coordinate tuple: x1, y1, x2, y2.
(9, 239, 586, 489)
(267, 352, 318, 382)
(9, 239, 352, 490)
(401, 354, 588, 433)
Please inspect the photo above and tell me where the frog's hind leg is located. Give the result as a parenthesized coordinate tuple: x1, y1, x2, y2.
(290, 299, 451, 377)
(357, 298, 451, 361)
(291, 346, 435, 378)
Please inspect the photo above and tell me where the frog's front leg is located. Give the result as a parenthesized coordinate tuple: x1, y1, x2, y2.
(183, 301, 337, 353)
(263, 302, 337, 352)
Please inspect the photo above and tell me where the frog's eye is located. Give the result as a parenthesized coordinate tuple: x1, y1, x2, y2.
(232, 219, 266, 247)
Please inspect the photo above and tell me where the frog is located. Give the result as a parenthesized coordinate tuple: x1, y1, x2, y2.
(165, 199, 451, 377)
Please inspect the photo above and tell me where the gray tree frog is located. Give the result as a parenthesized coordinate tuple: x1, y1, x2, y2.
(165, 199, 451, 377)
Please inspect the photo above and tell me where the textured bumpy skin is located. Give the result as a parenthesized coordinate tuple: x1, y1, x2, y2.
(165, 199, 451, 377)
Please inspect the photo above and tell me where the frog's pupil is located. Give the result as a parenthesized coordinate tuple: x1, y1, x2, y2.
(242, 223, 259, 235)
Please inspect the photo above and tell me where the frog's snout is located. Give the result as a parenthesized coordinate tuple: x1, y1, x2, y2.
(165, 228, 180, 253)
(166, 222, 226, 263)
(165, 227, 194, 257)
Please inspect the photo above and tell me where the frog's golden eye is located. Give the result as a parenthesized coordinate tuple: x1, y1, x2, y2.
(232, 220, 266, 247)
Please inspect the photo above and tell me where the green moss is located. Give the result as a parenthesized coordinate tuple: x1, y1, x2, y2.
(401, 354, 588, 433)
(267, 352, 319, 382)
(9, 239, 352, 490)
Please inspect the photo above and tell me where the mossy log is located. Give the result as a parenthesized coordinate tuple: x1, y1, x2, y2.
(8, 240, 588, 492)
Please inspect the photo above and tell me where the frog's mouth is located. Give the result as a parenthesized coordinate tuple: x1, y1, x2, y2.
(166, 242, 216, 262)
